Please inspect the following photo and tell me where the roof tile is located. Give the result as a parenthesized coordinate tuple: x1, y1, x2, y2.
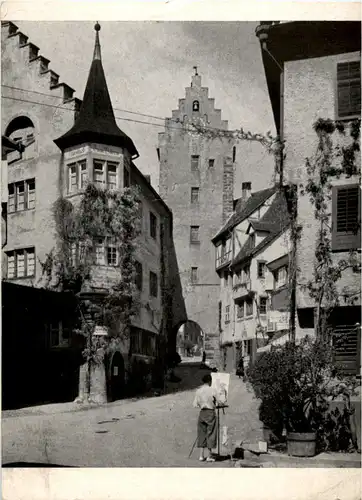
(54, 25, 138, 156)
(212, 186, 278, 242)
(232, 189, 291, 267)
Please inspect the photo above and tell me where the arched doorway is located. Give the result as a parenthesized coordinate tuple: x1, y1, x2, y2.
(176, 320, 204, 359)
(108, 351, 125, 402)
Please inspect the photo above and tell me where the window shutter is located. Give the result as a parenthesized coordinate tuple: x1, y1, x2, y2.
(333, 324, 359, 376)
(332, 185, 361, 251)
(337, 61, 361, 119)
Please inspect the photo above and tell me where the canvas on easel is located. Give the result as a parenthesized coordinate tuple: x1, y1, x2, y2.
(211, 372, 230, 405)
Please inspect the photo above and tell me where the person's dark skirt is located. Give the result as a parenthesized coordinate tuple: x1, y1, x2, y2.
(197, 409, 217, 449)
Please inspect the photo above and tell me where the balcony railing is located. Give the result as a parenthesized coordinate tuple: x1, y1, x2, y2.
(216, 252, 231, 269)
(233, 280, 252, 300)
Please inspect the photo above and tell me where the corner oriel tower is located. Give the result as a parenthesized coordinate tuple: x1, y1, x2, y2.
(158, 70, 236, 363)
(54, 23, 139, 291)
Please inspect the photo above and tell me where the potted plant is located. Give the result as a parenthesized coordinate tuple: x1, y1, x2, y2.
(247, 336, 355, 457)
(246, 348, 286, 446)
(258, 399, 284, 445)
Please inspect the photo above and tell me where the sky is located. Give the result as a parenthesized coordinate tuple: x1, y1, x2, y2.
(17, 21, 275, 189)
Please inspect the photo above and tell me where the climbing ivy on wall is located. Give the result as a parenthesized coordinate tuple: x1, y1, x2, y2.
(40, 184, 142, 361)
(301, 118, 361, 339)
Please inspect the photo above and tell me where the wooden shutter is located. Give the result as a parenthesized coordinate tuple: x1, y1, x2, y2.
(337, 61, 361, 119)
(332, 324, 359, 376)
(332, 185, 360, 251)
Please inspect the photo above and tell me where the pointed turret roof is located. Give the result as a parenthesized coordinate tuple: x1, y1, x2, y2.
(54, 23, 138, 157)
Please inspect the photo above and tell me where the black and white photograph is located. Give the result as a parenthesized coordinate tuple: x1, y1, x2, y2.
(1, 17, 361, 476)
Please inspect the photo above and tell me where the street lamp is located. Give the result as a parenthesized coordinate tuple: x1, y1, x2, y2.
(76, 288, 109, 403)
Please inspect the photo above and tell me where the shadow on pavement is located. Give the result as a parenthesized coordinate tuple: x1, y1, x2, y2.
(126, 361, 212, 403)
(163, 362, 212, 395)
(2, 462, 76, 467)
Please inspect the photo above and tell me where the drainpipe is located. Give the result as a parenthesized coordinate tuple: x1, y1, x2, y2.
(231, 229, 235, 350)
(255, 22, 284, 187)
(256, 21, 297, 342)
(288, 185, 297, 344)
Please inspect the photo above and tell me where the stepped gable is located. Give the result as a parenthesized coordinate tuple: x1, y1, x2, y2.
(1, 21, 79, 107)
(54, 23, 138, 157)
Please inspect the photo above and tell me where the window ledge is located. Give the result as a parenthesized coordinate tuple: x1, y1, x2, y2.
(6, 275, 35, 280)
(335, 115, 361, 123)
(94, 263, 119, 268)
(272, 284, 288, 293)
(65, 191, 86, 199)
(8, 208, 35, 214)
(50, 344, 71, 350)
(331, 248, 361, 254)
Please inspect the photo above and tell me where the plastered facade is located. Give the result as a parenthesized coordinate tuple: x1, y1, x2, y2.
(283, 51, 361, 323)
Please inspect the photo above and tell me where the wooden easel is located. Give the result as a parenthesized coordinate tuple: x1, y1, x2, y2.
(216, 404, 229, 457)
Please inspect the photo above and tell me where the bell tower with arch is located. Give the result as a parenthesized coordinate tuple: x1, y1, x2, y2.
(158, 70, 236, 363)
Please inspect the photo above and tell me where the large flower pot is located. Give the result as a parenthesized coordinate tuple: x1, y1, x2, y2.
(287, 432, 316, 457)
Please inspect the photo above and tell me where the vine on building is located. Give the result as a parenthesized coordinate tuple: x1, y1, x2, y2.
(301, 117, 361, 339)
(40, 183, 142, 362)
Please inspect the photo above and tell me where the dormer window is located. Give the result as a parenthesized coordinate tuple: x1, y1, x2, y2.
(192, 100, 200, 112)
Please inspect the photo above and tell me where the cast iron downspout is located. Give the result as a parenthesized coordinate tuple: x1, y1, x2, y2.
(258, 25, 297, 342)
(288, 186, 297, 344)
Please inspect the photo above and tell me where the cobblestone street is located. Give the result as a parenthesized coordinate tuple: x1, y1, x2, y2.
(2, 364, 263, 467)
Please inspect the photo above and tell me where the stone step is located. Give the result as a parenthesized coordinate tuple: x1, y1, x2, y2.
(234, 448, 361, 468)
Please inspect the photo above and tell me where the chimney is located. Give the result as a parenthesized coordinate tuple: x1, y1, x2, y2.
(242, 182, 252, 200)
(144, 174, 151, 184)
